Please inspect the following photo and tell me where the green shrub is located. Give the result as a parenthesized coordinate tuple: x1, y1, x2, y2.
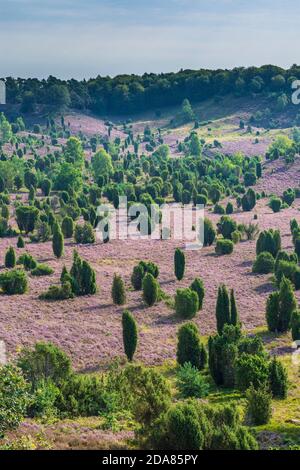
(39, 281, 74, 301)
(5, 246, 16, 268)
(111, 274, 126, 305)
(17, 252, 37, 270)
(175, 288, 198, 319)
(0, 365, 29, 437)
(215, 239, 234, 255)
(0, 269, 28, 295)
(70, 251, 97, 296)
(252, 251, 275, 274)
(266, 276, 297, 332)
(131, 264, 144, 290)
(122, 310, 138, 361)
(269, 197, 282, 213)
(74, 222, 95, 244)
(235, 353, 270, 391)
(142, 273, 158, 306)
(52, 223, 64, 259)
(231, 230, 241, 244)
(31, 263, 54, 276)
(177, 322, 207, 370)
(61, 216, 74, 238)
(246, 384, 272, 425)
(27, 379, 59, 418)
(17, 235, 25, 248)
(217, 215, 237, 240)
(17, 342, 72, 390)
(269, 357, 288, 399)
(174, 248, 185, 281)
(190, 277, 205, 310)
(291, 310, 300, 341)
(176, 363, 209, 398)
(203, 217, 216, 246)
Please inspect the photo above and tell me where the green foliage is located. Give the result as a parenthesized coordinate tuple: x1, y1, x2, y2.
(235, 354, 270, 391)
(252, 251, 275, 274)
(52, 223, 64, 259)
(270, 197, 282, 213)
(241, 188, 256, 211)
(291, 310, 300, 341)
(176, 363, 209, 398)
(70, 251, 97, 296)
(215, 239, 234, 255)
(177, 322, 207, 370)
(0, 269, 28, 295)
(74, 222, 95, 244)
(61, 216, 74, 238)
(5, 246, 16, 268)
(0, 365, 29, 437)
(39, 281, 74, 301)
(269, 357, 288, 399)
(122, 310, 138, 361)
(142, 273, 158, 306)
(216, 284, 230, 334)
(266, 276, 297, 332)
(203, 217, 216, 246)
(256, 229, 281, 258)
(17, 236, 25, 248)
(190, 277, 205, 310)
(175, 287, 198, 319)
(217, 215, 237, 240)
(17, 342, 72, 390)
(174, 248, 185, 281)
(112, 274, 126, 305)
(31, 263, 54, 276)
(16, 205, 39, 233)
(246, 384, 272, 425)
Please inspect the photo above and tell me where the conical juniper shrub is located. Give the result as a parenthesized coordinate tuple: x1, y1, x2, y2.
(176, 322, 207, 370)
(291, 310, 300, 341)
(5, 246, 16, 268)
(174, 248, 185, 281)
(112, 274, 126, 305)
(216, 284, 230, 334)
(142, 273, 158, 307)
(190, 278, 205, 311)
(52, 223, 64, 259)
(175, 288, 198, 319)
(122, 310, 138, 361)
(269, 357, 288, 399)
(266, 276, 297, 333)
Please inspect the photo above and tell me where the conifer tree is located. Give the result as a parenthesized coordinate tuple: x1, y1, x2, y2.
(142, 273, 158, 306)
(52, 223, 64, 259)
(174, 248, 185, 281)
(17, 236, 25, 248)
(5, 246, 16, 268)
(216, 284, 230, 334)
(112, 274, 126, 305)
(122, 310, 138, 361)
(176, 322, 207, 370)
(190, 278, 205, 310)
(230, 289, 239, 326)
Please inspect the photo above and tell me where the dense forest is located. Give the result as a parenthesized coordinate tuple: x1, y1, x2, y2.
(3, 64, 300, 116)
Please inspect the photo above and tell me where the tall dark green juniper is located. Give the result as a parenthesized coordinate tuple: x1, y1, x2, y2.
(112, 274, 126, 305)
(5, 246, 16, 268)
(176, 322, 207, 370)
(216, 285, 230, 334)
(174, 248, 185, 281)
(70, 251, 97, 296)
(190, 278, 205, 310)
(52, 222, 64, 259)
(122, 310, 138, 361)
(142, 273, 158, 306)
(230, 289, 239, 326)
(266, 276, 297, 332)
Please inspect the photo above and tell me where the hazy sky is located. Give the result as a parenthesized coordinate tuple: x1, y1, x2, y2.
(0, 0, 299, 79)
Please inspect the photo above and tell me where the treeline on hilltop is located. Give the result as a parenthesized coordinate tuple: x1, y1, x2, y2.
(2, 64, 300, 116)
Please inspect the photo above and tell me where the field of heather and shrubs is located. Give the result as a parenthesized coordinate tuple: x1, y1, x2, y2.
(0, 92, 300, 451)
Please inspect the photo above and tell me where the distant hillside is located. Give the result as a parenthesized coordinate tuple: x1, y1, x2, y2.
(2, 65, 300, 122)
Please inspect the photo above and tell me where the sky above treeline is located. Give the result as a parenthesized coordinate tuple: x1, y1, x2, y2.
(1, 0, 299, 79)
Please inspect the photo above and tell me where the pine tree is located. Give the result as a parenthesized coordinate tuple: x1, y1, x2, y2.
(216, 285, 230, 334)
(142, 273, 158, 306)
(52, 223, 64, 259)
(5, 246, 16, 268)
(112, 274, 126, 305)
(230, 289, 239, 326)
(176, 322, 207, 370)
(190, 278, 205, 310)
(122, 310, 138, 361)
(174, 248, 185, 281)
